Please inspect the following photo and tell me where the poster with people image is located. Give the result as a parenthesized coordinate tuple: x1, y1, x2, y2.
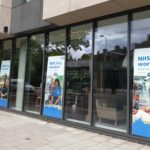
(43, 56, 65, 119)
(0, 60, 11, 108)
(132, 48, 150, 138)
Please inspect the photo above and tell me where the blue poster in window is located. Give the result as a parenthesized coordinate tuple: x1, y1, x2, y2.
(0, 60, 11, 108)
(43, 56, 65, 119)
(132, 48, 150, 138)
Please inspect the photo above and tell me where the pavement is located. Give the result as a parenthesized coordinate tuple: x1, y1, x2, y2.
(0, 111, 150, 150)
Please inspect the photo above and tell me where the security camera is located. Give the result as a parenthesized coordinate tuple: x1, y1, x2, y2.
(4, 26, 8, 33)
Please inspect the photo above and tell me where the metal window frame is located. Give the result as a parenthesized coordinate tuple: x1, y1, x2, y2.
(0, 5, 150, 144)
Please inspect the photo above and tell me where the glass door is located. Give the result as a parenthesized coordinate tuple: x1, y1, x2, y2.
(24, 34, 44, 114)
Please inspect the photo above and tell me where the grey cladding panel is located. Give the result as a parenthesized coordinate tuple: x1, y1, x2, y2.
(11, 6, 22, 33)
(12, 0, 25, 8)
(11, 0, 49, 34)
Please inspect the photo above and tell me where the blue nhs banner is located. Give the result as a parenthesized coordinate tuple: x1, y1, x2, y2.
(0, 60, 11, 108)
(132, 48, 150, 138)
(134, 49, 150, 77)
(43, 56, 65, 119)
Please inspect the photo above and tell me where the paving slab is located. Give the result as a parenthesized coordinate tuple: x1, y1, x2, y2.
(0, 110, 150, 150)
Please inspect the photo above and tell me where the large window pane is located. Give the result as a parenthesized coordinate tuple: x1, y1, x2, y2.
(65, 23, 92, 124)
(43, 29, 66, 119)
(131, 10, 150, 138)
(9, 37, 27, 111)
(24, 34, 44, 114)
(0, 40, 12, 108)
(93, 16, 128, 132)
(3, 40, 12, 60)
(0, 43, 2, 66)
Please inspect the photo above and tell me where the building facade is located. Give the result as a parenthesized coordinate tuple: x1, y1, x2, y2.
(0, 0, 150, 143)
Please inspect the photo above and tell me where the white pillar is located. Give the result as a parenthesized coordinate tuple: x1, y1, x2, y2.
(15, 38, 27, 110)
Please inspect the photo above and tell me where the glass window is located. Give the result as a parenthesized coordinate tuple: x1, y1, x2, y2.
(0, 44, 2, 67)
(65, 23, 92, 125)
(9, 37, 27, 111)
(3, 40, 12, 60)
(43, 29, 66, 119)
(25, 0, 31, 3)
(131, 10, 150, 138)
(0, 40, 12, 108)
(131, 10, 150, 50)
(93, 16, 128, 132)
(24, 34, 44, 114)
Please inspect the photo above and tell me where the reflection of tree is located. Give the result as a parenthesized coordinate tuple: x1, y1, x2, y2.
(11, 48, 19, 80)
(67, 67, 90, 92)
(68, 29, 91, 60)
(67, 26, 92, 92)
(3, 40, 11, 60)
(70, 38, 89, 51)
(47, 42, 65, 56)
(28, 35, 44, 86)
(81, 54, 90, 60)
(47, 31, 66, 56)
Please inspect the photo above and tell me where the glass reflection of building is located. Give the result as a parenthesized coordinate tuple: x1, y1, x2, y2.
(65, 23, 92, 124)
(1, 3, 150, 142)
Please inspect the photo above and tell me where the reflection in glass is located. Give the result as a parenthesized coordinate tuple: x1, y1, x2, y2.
(65, 23, 92, 124)
(131, 10, 150, 137)
(0, 40, 12, 108)
(131, 10, 150, 111)
(131, 10, 150, 50)
(24, 34, 44, 114)
(47, 29, 66, 55)
(93, 16, 127, 132)
(9, 37, 27, 111)
(3, 40, 12, 60)
(0, 44, 2, 66)
(130, 10, 150, 94)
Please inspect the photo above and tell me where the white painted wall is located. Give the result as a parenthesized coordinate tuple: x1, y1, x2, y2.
(0, 0, 12, 34)
(43, 0, 150, 26)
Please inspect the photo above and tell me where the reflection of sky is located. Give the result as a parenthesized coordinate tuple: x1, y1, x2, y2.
(132, 18, 150, 31)
(68, 47, 84, 60)
(45, 17, 150, 57)
(99, 22, 127, 33)
(131, 30, 150, 49)
(94, 22, 127, 55)
(68, 31, 92, 60)
(94, 18, 150, 55)
(46, 43, 65, 52)
(131, 18, 150, 48)
(31, 34, 45, 54)
(95, 33, 127, 55)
